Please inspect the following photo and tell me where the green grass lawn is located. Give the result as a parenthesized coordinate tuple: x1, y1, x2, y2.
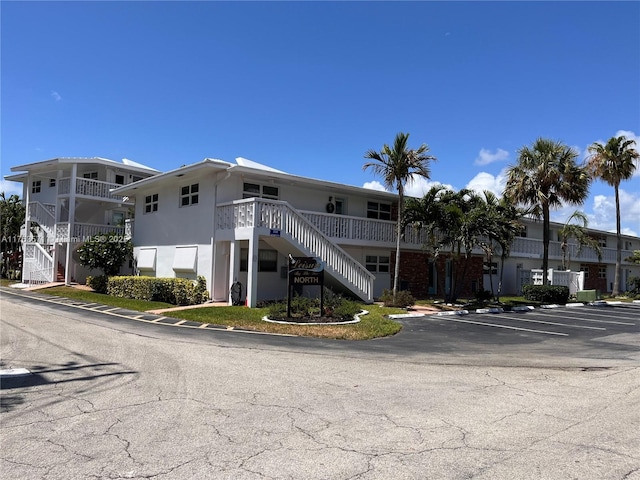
(41, 286, 175, 312)
(34, 286, 404, 340)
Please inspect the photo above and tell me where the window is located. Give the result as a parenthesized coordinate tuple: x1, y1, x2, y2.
(598, 266, 607, 279)
(518, 225, 527, 238)
(243, 182, 279, 200)
(239, 248, 278, 272)
(49, 178, 56, 188)
(335, 198, 346, 215)
(483, 262, 498, 275)
(31, 180, 41, 193)
(115, 174, 125, 185)
(131, 175, 143, 183)
(83, 172, 98, 180)
(365, 255, 390, 273)
(598, 237, 607, 248)
(259, 250, 278, 272)
(240, 248, 249, 272)
(144, 194, 159, 213)
(580, 264, 589, 279)
(367, 201, 391, 220)
(180, 184, 199, 207)
(112, 211, 125, 226)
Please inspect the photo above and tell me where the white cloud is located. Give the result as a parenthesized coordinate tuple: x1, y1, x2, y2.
(362, 176, 454, 198)
(586, 189, 640, 236)
(0, 180, 24, 197)
(362, 181, 388, 192)
(474, 148, 509, 166)
(51, 90, 62, 102)
(465, 168, 508, 197)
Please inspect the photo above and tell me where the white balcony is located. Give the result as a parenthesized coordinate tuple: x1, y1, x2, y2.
(58, 177, 131, 203)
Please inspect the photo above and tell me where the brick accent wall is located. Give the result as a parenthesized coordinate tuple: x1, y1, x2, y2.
(391, 251, 485, 299)
(581, 263, 608, 293)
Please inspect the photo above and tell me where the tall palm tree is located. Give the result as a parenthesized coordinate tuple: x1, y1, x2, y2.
(504, 138, 590, 285)
(587, 135, 639, 295)
(363, 132, 436, 303)
(558, 210, 602, 271)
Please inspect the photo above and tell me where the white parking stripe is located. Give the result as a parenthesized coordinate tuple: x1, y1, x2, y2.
(535, 311, 635, 326)
(438, 316, 568, 336)
(554, 309, 639, 322)
(496, 314, 606, 330)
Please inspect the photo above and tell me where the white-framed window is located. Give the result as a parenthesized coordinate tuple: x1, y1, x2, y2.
(49, 178, 56, 188)
(112, 211, 125, 226)
(115, 174, 125, 185)
(598, 237, 607, 248)
(367, 201, 391, 220)
(31, 180, 41, 193)
(180, 184, 199, 207)
(243, 182, 279, 200)
(144, 193, 158, 213)
(518, 225, 527, 238)
(83, 172, 98, 180)
(365, 255, 390, 273)
(598, 266, 607, 279)
(335, 198, 346, 215)
(580, 264, 589, 279)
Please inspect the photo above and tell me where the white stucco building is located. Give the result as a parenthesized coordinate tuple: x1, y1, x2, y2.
(6, 156, 640, 304)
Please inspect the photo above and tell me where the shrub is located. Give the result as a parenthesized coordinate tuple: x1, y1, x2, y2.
(522, 285, 570, 304)
(267, 302, 288, 320)
(86, 275, 108, 294)
(332, 300, 361, 321)
(106, 276, 209, 306)
(475, 289, 493, 303)
(379, 289, 415, 308)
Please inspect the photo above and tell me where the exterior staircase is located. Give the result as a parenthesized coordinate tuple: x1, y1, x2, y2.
(217, 199, 375, 302)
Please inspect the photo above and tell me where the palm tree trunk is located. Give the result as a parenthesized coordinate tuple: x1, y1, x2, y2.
(393, 192, 403, 304)
(542, 203, 550, 286)
(613, 185, 621, 296)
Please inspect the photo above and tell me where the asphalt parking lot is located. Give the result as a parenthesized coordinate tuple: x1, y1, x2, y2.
(3, 288, 639, 368)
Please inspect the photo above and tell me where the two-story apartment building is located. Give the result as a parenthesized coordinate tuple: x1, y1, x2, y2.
(112, 157, 640, 306)
(7, 156, 639, 304)
(6, 157, 159, 285)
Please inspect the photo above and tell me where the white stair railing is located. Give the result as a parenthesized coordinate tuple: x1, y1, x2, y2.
(218, 199, 374, 302)
(28, 201, 56, 240)
(23, 242, 54, 284)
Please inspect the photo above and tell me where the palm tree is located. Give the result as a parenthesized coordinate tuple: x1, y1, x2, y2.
(587, 135, 639, 295)
(504, 138, 590, 285)
(364, 132, 436, 303)
(558, 210, 602, 271)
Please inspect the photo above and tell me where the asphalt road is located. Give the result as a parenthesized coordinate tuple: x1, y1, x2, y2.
(1, 289, 639, 479)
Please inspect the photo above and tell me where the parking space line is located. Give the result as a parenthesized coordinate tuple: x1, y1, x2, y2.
(440, 316, 568, 336)
(535, 311, 635, 326)
(150, 317, 166, 323)
(496, 314, 606, 330)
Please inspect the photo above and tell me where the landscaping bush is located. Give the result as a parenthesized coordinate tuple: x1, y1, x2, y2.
(86, 275, 108, 294)
(379, 289, 415, 308)
(106, 276, 209, 306)
(522, 284, 570, 304)
(332, 300, 361, 321)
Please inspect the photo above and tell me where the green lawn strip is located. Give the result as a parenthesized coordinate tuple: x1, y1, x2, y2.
(1, 279, 18, 287)
(39, 286, 174, 312)
(169, 304, 405, 340)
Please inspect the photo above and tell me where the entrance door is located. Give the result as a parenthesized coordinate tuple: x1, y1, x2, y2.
(428, 261, 437, 295)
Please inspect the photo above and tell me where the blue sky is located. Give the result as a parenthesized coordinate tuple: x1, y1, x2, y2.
(2, 1, 639, 235)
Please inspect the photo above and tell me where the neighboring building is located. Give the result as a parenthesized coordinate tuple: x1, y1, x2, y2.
(111, 157, 640, 306)
(6, 157, 159, 285)
(7, 156, 639, 303)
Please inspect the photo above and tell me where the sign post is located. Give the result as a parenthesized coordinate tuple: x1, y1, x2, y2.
(287, 256, 325, 317)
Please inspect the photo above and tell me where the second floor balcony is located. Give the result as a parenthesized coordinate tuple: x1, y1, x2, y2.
(58, 177, 132, 203)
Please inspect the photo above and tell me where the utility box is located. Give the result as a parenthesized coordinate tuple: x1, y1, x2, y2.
(576, 290, 599, 302)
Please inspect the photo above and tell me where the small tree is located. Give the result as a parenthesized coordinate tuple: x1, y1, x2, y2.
(77, 233, 132, 277)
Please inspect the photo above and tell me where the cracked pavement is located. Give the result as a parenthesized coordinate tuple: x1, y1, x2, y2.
(1, 296, 639, 479)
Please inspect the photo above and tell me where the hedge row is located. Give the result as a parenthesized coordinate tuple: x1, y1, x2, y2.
(88, 275, 209, 306)
(522, 284, 570, 304)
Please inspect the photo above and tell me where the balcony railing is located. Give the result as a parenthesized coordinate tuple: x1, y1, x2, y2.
(55, 223, 125, 243)
(58, 177, 129, 202)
